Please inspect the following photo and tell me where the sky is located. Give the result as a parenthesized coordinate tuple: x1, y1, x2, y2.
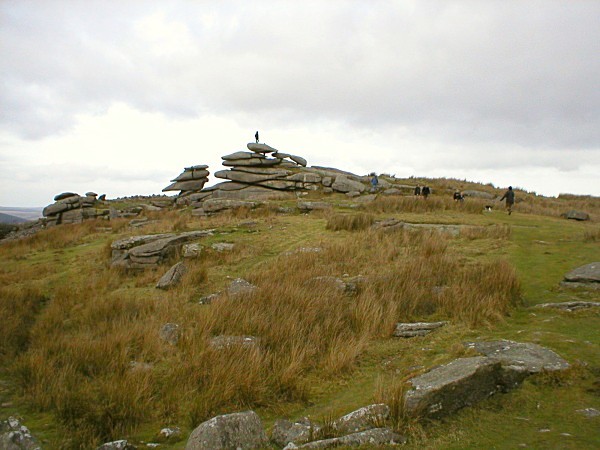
(1, 0, 599, 207)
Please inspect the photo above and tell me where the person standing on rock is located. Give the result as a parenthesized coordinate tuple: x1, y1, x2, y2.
(370, 173, 379, 192)
(255, 131, 259, 143)
(500, 186, 515, 215)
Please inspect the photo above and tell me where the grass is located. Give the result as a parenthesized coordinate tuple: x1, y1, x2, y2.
(0, 191, 599, 448)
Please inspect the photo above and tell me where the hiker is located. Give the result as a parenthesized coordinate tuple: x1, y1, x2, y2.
(500, 186, 515, 215)
(421, 186, 431, 199)
(453, 189, 464, 202)
(255, 131, 259, 143)
(370, 173, 379, 192)
(414, 185, 421, 196)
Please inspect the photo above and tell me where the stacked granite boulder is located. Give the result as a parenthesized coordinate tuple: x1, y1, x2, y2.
(163, 165, 209, 205)
(42, 192, 108, 226)
(188, 143, 378, 214)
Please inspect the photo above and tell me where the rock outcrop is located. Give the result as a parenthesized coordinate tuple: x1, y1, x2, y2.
(404, 340, 570, 419)
(0, 416, 40, 450)
(163, 165, 210, 205)
(560, 262, 600, 289)
(185, 411, 268, 450)
(111, 230, 213, 269)
(42, 192, 108, 226)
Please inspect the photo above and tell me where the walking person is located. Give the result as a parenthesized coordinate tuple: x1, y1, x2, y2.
(370, 173, 379, 192)
(421, 185, 430, 199)
(500, 186, 515, 215)
(255, 131, 259, 143)
(414, 185, 421, 196)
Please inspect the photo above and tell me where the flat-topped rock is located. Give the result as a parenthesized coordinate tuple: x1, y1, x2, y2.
(54, 192, 79, 201)
(289, 428, 406, 449)
(535, 301, 600, 311)
(332, 404, 390, 434)
(563, 262, 600, 283)
(171, 169, 209, 181)
(393, 321, 448, 338)
(247, 142, 278, 153)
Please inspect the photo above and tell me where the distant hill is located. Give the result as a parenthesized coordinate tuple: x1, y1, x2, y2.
(0, 212, 28, 224)
(0, 206, 43, 221)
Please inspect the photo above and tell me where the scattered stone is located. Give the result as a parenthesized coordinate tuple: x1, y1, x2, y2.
(535, 301, 600, 311)
(309, 276, 359, 296)
(96, 440, 135, 450)
(576, 407, 600, 418)
(185, 410, 268, 450)
(297, 201, 332, 212)
(227, 278, 257, 296)
(209, 335, 260, 350)
(156, 262, 187, 290)
(332, 404, 390, 434)
(183, 243, 203, 258)
(159, 323, 180, 345)
(393, 321, 448, 338)
(159, 426, 182, 439)
(271, 418, 321, 447)
(286, 428, 406, 449)
(0, 416, 41, 450)
(562, 210, 590, 221)
(198, 293, 221, 305)
(211, 243, 234, 252)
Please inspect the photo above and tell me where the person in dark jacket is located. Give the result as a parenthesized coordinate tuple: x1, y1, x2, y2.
(453, 189, 464, 202)
(414, 185, 421, 196)
(421, 186, 431, 199)
(500, 186, 515, 215)
(370, 173, 379, 192)
(255, 131, 259, 143)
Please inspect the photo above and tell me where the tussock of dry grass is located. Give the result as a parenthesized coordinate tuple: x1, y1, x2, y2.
(326, 213, 375, 231)
(460, 224, 511, 240)
(583, 227, 600, 242)
(366, 196, 487, 215)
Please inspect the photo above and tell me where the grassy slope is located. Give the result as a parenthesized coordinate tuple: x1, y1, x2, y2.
(0, 197, 599, 449)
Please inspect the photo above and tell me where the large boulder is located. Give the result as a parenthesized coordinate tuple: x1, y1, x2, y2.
(404, 356, 501, 419)
(156, 262, 187, 289)
(331, 175, 366, 193)
(185, 411, 268, 450)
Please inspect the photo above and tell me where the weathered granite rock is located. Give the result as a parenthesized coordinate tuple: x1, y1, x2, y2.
(331, 175, 366, 193)
(214, 169, 285, 184)
(223, 158, 282, 167)
(163, 179, 207, 192)
(535, 301, 600, 311)
(159, 426, 182, 439)
(96, 440, 135, 449)
(198, 293, 221, 305)
(159, 323, 180, 345)
(563, 210, 590, 221)
(164, 165, 210, 199)
(172, 169, 209, 181)
(211, 243, 234, 252)
(247, 142, 278, 154)
(465, 340, 570, 388)
(297, 201, 332, 212)
(185, 411, 268, 450)
(156, 262, 187, 289)
(42, 191, 106, 225)
(332, 404, 390, 434)
(563, 262, 600, 284)
(576, 407, 600, 418)
(309, 276, 359, 296)
(271, 418, 321, 447)
(287, 428, 406, 449)
(183, 243, 203, 258)
(227, 278, 257, 296)
(0, 416, 41, 450)
(201, 199, 258, 213)
(404, 356, 501, 419)
(393, 321, 448, 338)
(54, 192, 78, 201)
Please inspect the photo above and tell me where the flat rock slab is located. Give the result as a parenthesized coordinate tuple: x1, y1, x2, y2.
(332, 404, 390, 434)
(247, 142, 278, 153)
(202, 199, 259, 213)
(405, 356, 501, 419)
(535, 301, 600, 311)
(563, 262, 600, 283)
(185, 410, 268, 450)
(393, 321, 448, 338)
(156, 262, 187, 289)
(287, 428, 406, 449)
(297, 201, 332, 211)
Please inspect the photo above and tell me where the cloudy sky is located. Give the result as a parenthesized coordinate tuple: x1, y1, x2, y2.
(1, 0, 599, 207)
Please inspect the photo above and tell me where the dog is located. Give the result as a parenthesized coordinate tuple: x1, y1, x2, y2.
(484, 205, 493, 211)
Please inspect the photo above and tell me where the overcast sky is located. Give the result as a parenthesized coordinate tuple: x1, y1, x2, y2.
(1, 0, 599, 207)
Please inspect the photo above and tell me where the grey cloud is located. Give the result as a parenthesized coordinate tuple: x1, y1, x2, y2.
(1, 1, 599, 148)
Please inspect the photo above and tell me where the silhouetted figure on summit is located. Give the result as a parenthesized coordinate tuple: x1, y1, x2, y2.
(255, 131, 259, 143)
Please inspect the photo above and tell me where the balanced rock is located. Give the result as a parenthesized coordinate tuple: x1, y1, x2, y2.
(185, 411, 268, 450)
(164, 165, 210, 203)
